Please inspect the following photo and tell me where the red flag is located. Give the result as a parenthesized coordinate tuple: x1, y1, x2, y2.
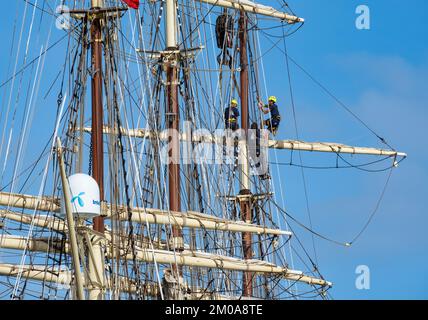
(122, 0, 139, 9)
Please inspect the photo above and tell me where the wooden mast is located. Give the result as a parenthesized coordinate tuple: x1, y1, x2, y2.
(165, 2, 184, 297)
(90, 0, 104, 234)
(88, 0, 106, 300)
(239, 10, 253, 297)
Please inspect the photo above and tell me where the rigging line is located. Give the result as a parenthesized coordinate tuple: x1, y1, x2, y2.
(108, 26, 143, 279)
(2, 0, 48, 229)
(191, 69, 225, 126)
(177, 56, 214, 222)
(271, 199, 350, 247)
(112, 21, 147, 110)
(278, 225, 330, 299)
(282, 25, 319, 266)
(259, 30, 396, 151)
(11, 93, 67, 298)
(246, 13, 304, 38)
(249, 28, 288, 277)
(118, 12, 162, 283)
(119, 6, 288, 298)
(21, 0, 64, 166)
(177, 0, 221, 48)
(252, 17, 296, 280)
(189, 76, 237, 204)
(287, 242, 322, 283)
(42, 70, 62, 100)
(4, 26, 42, 193)
(334, 152, 405, 173)
(285, 238, 329, 291)
(270, 155, 399, 171)
(112, 71, 146, 115)
(0, 23, 81, 90)
(110, 21, 158, 113)
(0, 0, 30, 184)
(254, 25, 268, 137)
(6, 44, 45, 209)
(255, 22, 304, 39)
(349, 167, 394, 245)
(175, 166, 260, 255)
(120, 15, 166, 298)
(185, 67, 230, 226)
(272, 275, 324, 300)
(23, 0, 56, 17)
(0, 2, 19, 125)
(261, 208, 314, 292)
(36, 0, 46, 29)
(124, 13, 153, 204)
(247, 22, 301, 32)
(113, 94, 144, 299)
(273, 285, 327, 300)
(149, 0, 165, 53)
(197, 4, 223, 132)
(281, 0, 297, 16)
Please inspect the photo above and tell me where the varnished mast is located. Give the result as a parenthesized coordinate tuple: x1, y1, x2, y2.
(239, 10, 253, 297)
(90, 0, 105, 234)
(165, 2, 184, 294)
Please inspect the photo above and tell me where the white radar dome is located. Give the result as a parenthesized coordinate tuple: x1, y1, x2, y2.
(61, 173, 101, 219)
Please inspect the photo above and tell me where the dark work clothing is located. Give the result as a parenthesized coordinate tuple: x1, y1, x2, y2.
(263, 103, 281, 134)
(268, 103, 280, 119)
(264, 119, 278, 134)
(216, 14, 234, 49)
(224, 106, 240, 131)
(225, 106, 240, 122)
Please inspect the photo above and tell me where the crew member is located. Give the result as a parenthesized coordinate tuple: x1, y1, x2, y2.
(258, 96, 281, 136)
(225, 99, 240, 131)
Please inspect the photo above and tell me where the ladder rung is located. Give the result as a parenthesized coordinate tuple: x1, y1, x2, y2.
(142, 187, 153, 193)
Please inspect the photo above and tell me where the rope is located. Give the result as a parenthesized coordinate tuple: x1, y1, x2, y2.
(270, 154, 404, 172)
(259, 29, 396, 151)
(282, 24, 319, 266)
(270, 163, 396, 248)
(349, 167, 394, 245)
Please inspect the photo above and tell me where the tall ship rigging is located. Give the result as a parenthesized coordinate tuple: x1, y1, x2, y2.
(0, 0, 406, 300)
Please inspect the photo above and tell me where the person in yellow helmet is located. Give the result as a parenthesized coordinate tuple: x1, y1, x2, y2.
(258, 96, 281, 136)
(224, 99, 240, 131)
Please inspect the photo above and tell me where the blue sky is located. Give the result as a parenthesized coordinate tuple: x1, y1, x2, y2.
(264, 0, 428, 299)
(0, 0, 427, 300)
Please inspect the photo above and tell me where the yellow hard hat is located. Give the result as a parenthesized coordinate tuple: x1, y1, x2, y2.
(268, 96, 277, 103)
(231, 99, 238, 106)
